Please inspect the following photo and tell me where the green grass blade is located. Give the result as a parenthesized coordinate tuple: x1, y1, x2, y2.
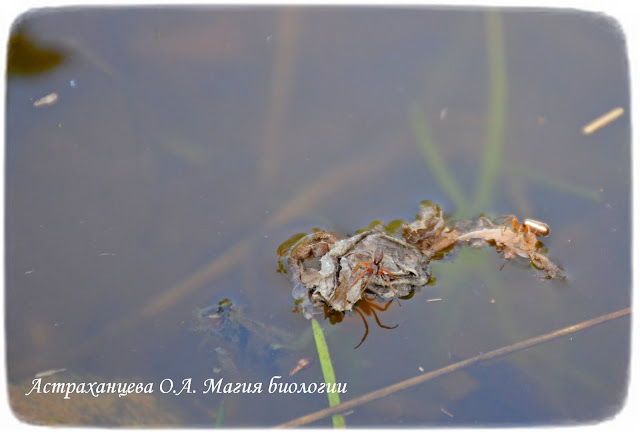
(472, 10, 508, 214)
(214, 400, 224, 428)
(311, 318, 346, 428)
(503, 163, 603, 201)
(411, 105, 468, 217)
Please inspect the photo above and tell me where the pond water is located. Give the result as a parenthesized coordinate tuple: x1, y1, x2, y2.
(5, 7, 630, 426)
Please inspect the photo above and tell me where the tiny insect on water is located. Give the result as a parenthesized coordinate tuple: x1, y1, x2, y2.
(493, 215, 550, 237)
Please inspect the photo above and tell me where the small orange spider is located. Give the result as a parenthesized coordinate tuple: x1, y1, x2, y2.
(493, 214, 550, 237)
(349, 247, 397, 292)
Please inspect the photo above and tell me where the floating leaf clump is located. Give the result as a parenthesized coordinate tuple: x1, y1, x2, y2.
(280, 202, 564, 319)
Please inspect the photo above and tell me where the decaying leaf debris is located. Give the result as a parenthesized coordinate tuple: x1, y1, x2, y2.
(281, 202, 564, 318)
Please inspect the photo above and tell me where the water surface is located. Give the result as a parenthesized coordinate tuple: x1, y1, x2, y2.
(5, 7, 630, 426)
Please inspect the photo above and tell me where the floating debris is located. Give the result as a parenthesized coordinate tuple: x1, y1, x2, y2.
(402, 202, 459, 259)
(33, 92, 58, 107)
(582, 107, 624, 135)
(288, 229, 429, 313)
(441, 407, 454, 418)
(279, 201, 564, 346)
(454, 217, 563, 279)
(282, 203, 565, 299)
(289, 358, 312, 376)
(34, 368, 66, 378)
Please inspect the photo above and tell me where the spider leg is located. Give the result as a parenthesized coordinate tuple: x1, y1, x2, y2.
(350, 267, 371, 288)
(379, 299, 394, 311)
(370, 307, 398, 330)
(500, 257, 515, 271)
(364, 292, 377, 302)
(367, 299, 394, 311)
(352, 261, 372, 274)
(494, 215, 519, 233)
(379, 268, 396, 279)
(361, 272, 375, 293)
(494, 215, 515, 225)
(368, 300, 387, 311)
(377, 270, 398, 297)
(353, 306, 369, 349)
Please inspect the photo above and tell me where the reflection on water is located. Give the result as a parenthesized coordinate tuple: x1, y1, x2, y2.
(5, 7, 630, 426)
(193, 298, 297, 374)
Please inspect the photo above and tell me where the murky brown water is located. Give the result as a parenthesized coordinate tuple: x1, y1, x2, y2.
(6, 7, 630, 426)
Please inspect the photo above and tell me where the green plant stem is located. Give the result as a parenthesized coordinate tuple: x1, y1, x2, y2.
(472, 10, 507, 214)
(503, 163, 602, 201)
(411, 105, 468, 217)
(311, 318, 345, 428)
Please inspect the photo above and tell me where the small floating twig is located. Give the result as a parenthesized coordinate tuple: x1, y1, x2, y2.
(582, 107, 624, 135)
(35, 368, 66, 378)
(440, 407, 454, 418)
(33, 92, 58, 107)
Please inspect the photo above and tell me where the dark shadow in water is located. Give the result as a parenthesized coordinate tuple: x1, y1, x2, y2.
(7, 25, 67, 76)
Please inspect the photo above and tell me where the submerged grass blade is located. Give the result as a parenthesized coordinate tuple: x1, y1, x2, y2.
(214, 400, 225, 428)
(259, 9, 301, 186)
(471, 10, 508, 214)
(267, 151, 394, 228)
(311, 318, 346, 428)
(411, 104, 468, 217)
(142, 238, 252, 317)
(503, 163, 603, 201)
